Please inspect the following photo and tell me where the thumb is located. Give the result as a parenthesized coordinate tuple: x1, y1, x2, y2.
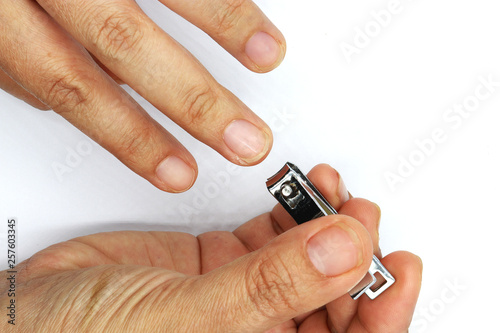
(176, 215, 373, 332)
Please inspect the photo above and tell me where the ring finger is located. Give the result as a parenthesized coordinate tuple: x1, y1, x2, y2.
(36, 0, 275, 166)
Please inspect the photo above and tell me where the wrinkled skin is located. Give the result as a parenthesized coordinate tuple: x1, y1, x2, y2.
(0, 165, 422, 332)
(0, 0, 288, 192)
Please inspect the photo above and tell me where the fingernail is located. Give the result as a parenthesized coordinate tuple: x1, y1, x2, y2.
(156, 156, 195, 192)
(307, 225, 362, 276)
(417, 255, 423, 268)
(223, 120, 268, 162)
(245, 32, 282, 68)
(372, 202, 381, 230)
(338, 176, 349, 203)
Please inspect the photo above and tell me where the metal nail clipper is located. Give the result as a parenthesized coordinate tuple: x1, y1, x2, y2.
(266, 162, 395, 300)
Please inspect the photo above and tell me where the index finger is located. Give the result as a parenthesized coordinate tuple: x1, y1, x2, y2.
(37, 0, 274, 166)
(0, 0, 197, 192)
(234, 164, 352, 251)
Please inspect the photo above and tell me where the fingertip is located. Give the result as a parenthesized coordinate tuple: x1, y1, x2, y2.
(223, 120, 273, 166)
(245, 124, 273, 166)
(315, 214, 375, 269)
(245, 32, 280, 69)
(400, 252, 424, 289)
(308, 164, 349, 210)
(387, 251, 423, 279)
(339, 199, 381, 235)
(376, 251, 423, 304)
(372, 201, 381, 229)
(416, 253, 424, 270)
(155, 156, 198, 193)
(307, 223, 364, 277)
(245, 30, 286, 73)
(308, 163, 335, 177)
(337, 174, 350, 204)
(352, 251, 423, 332)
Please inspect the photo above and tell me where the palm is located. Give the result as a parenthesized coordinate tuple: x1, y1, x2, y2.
(11, 165, 420, 332)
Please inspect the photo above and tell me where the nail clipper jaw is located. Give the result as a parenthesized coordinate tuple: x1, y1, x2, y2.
(267, 162, 336, 223)
(267, 162, 396, 300)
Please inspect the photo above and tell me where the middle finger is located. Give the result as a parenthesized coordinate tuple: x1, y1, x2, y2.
(37, 0, 273, 165)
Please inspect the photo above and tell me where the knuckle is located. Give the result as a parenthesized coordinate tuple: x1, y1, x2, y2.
(181, 85, 219, 127)
(17, 244, 72, 281)
(117, 119, 158, 162)
(91, 9, 144, 61)
(213, 0, 246, 39)
(245, 253, 299, 317)
(45, 72, 90, 112)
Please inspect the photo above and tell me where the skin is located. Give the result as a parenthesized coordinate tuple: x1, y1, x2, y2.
(0, 3, 421, 330)
(0, 0, 286, 192)
(0, 165, 422, 332)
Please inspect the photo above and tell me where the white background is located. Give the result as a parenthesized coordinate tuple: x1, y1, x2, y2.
(1, 0, 499, 331)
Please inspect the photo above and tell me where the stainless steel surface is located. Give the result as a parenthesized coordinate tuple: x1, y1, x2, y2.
(267, 162, 395, 300)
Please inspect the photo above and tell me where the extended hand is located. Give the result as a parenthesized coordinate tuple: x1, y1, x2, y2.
(0, 0, 285, 192)
(0, 165, 421, 332)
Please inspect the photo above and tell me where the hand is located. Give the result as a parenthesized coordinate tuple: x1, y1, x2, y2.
(0, 164, 422, 332)
(0, 0, 284, 192)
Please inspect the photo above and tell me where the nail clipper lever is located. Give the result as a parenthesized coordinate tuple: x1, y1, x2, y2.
(266, 162, 395, 300)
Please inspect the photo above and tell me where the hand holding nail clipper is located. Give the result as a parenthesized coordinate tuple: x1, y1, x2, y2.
(267, 162, 395, 300)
